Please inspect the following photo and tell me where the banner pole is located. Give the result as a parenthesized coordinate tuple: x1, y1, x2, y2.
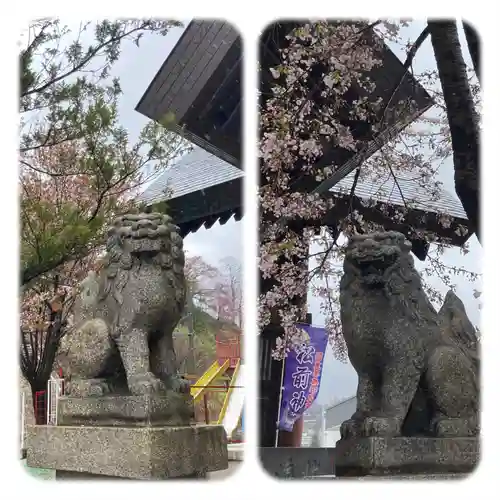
(274, 353, 287, 447)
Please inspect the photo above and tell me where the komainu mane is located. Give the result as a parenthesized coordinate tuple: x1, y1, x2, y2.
(55, 212, 189, 397)
(339, 231, 479, 438)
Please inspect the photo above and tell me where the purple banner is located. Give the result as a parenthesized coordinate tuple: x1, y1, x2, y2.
(278, 324, 328, 432)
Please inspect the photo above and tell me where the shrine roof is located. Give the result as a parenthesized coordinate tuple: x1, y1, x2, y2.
(142, 148, 470, 250)
(334, 170, 467, 221)
(139, 147, 242, 237)
(140, 147, 242, 205)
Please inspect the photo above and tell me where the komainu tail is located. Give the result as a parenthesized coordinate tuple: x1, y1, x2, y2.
(438, 290, 480, 375)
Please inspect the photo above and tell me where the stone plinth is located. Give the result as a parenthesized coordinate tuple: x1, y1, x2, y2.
(57, 394, 194, 427)
(27, 424, 228, 479)
(335, 437, 479, 477)
(26, 395, 228, 479)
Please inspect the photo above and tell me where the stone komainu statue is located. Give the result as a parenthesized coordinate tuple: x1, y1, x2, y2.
(55, 213, 189, 397)
(339, 231, 479, 439)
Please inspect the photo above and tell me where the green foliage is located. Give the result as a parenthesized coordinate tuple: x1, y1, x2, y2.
(148, 200, 170, 214)
(20, 18, 190, 286)
(175, 307, 240, 376)
(159, 111, 177, 128)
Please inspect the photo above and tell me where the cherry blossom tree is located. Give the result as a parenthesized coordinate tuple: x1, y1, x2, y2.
(20, 18, 190, 286)
(20, 254, 99, 422)
(184, 255, 222, 312)
(258, 20, 481, 362)
(184, 255, 243, 328)
(215, 257, 243, 327)
(19, 18, 191, 409)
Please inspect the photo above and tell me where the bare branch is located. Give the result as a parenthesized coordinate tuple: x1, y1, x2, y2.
(22, 24, 153, 98)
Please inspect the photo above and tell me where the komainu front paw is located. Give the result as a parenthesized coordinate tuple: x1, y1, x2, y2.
(169, 374, 191, 394)
(66, 378, 112, 397)
(128, 372, 166, 395)
(432, 417, 479, 437)
(362, 416, 402, 437)
(340, 419, 362, 439)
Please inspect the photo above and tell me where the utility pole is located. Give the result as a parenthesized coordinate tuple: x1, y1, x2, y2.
(187, 312, 195, 375)
(320, 404, 326, 447)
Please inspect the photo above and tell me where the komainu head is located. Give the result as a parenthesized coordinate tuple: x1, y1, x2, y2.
(340, 230, 437, 325)
(104, 212, 185, 271)
(343, 231, 414, 289)
(95, 212, 186, 313)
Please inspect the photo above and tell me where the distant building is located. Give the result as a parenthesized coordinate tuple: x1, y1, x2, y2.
(300, 403, 323, 447)
(323, 396, 356, 447)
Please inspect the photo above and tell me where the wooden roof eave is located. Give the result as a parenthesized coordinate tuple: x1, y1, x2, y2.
(322, 193, 471, 260)
(163, 122, 239, 167)
(152, 177, 242, 237)
(163, 177, 241, 223)
(176, 207, 242, 238)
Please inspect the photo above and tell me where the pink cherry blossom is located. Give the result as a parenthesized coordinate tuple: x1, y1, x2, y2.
(259, 20, 481, 361)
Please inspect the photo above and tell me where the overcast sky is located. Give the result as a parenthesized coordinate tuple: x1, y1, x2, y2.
(107, 20, 480, 405)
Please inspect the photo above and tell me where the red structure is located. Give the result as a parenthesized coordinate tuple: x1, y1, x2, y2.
(34, 390, 46, 425)
(216, 335, 241, 369)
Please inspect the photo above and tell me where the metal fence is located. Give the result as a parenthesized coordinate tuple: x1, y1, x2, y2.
(47, 376, 64, 425)
(30, 375, 65, 427)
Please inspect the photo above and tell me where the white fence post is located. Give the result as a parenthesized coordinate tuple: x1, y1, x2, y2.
(47, 376, 64, 425)
(21, 392, 25, 451)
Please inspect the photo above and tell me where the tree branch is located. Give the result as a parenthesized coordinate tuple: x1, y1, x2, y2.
(21, 24, 151, 98)
(380, 26, 430, 128)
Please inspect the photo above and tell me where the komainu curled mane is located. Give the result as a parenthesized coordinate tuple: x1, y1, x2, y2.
(55, 212, 189, 397)
(339, 231, 479, 439)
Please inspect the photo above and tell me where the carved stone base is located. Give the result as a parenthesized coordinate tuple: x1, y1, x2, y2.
(335, 437, 479, 477)
(260, 447, 336, 478)
(57, 394, 194, 427)
(27, 424, 228, 479)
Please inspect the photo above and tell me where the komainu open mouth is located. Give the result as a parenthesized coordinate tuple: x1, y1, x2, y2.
(356, 252, 398, 277)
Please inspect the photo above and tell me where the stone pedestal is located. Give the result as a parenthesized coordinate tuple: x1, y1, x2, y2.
(335, 437, 479, 477)
(27, 395, 229, 480)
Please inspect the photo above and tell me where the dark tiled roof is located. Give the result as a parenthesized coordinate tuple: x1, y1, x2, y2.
(332, 170, 467, 220)
(139, 147, 243, 205)
(143, 148, 467, 223)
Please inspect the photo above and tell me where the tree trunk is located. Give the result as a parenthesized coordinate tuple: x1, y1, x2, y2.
(463, 22, 480, 82)
(21, 321, 64, 425)
(428, 21, 480, 242)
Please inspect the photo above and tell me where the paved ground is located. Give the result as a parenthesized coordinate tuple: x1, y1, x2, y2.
(227, 443, 244, 459)
(21, 459, 54, 480)
(208, 459, 242, 479)
(207, 443, 243, 479)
